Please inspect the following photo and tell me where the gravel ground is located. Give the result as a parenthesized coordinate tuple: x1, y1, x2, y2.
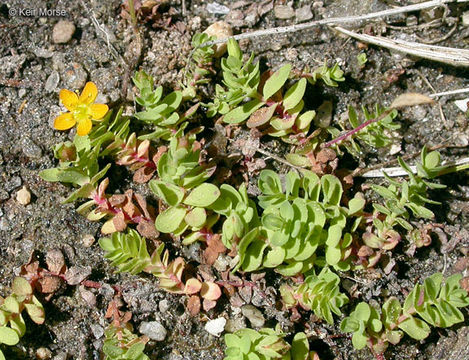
(0, 1, 468, 359)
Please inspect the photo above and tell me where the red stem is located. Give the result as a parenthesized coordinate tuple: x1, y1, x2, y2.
(323, 109, 393, 148)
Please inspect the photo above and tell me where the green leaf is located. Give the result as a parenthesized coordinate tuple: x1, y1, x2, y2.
(223, 99, 263, 124)
(12, 277, 32, 296)
(38, 168, 61, 182)
(0, 326, 20, 346)
(283, 78, 307, 111)
(326, 224, 342, 247)
(155, 206, 187, 233)
(185, 207, 207, 228)
(263, 64, 291, 100)
(149, 180, 185, 206)
(348, 197, 365, 215)
(184, 183, 220, 207)
(321, 175, 343, 206)
(291, 332, 309, 360)
(242, 240, 267, 272)
(398, 316, 430, 340)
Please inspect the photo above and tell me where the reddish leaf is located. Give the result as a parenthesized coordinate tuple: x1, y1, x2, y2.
(187, 295, 201, 316)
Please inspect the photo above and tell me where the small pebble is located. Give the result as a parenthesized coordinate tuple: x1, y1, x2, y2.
(204, 317, 226, 337)
(52, 20, 76, 44)
(18, 88, 26, 98)
(206, 2, 230, 15)
(241, 304, 265, 328)
(274, 5, 295, 19)
(5, 176, 22, 192)
(139, 321, 167, 341)
(34, 48, 54, 58)
(296, 5, 313, 22)
(22, 137, 43, 158)
(36, 347, 52, 360)
(90, 324, 104, 339)
(45, 71, 60, 93)
(463, 11, 469, 27)
(82, 234, 95, 247)
(62, 62, 87, 89)
(159, 299, 170, 313)
(16, 186, 31, 205)
(203, 21, 233, 58)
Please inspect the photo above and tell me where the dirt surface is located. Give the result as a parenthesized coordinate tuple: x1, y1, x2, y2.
(0, 0, 468, 359)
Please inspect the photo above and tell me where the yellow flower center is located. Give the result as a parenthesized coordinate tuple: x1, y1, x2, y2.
(73, 104, 90, 123)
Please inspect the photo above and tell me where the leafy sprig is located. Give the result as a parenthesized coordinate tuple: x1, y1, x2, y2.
(0, 277, 45, 360)
(340, 272, 469, 356)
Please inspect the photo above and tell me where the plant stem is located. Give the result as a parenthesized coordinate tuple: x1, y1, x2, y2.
(322, 110, 393, 148)
(127, 0, 138, 30)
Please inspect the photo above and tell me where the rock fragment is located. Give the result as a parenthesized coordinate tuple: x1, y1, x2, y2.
(139, 321, 167, 341)
(16, 186, 31, 205)
(52, 20, 76, 44)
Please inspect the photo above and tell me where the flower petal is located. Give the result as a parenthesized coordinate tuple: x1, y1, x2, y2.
(76, 118, 93, 136)
(89, 103, 108, 120)
(59, 89, 78, 111)
(54, 113, 76, 130)
(78, 82, 98, 105)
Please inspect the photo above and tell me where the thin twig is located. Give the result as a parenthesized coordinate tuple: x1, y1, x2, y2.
(202, 0, 464, 47)
(333, 25, 469, 67)
(359, 157, 469, 178)
(79, 0, 125, 67)
(429, 88, 469, 97)
(186, 0, 467, 67)
(415, 23, 458, 44)
(415, 69, 447, 124)
(255, 148, 304, 172)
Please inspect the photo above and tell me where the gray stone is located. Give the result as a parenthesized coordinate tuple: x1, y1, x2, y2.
(274, 5, 295, 19)
(206, 2, 230, 15)
(62, 63, 87, 90)
(296, 5, 313, 22)
(52, 21, 76, 44)
(463, 11, 469, 27)
(139, 321, 167, 341)
(158, 299, 170, 313)
(45, 71, 60, 93)
(5, 176, 22, 192)
(90, 324, 104, 339)
(34, 48, 54, 58)
(52, 352, 68, 360)
(241, 304, 265, 328)
(22, 137, 43, 159)
(18, 89, 26, 98)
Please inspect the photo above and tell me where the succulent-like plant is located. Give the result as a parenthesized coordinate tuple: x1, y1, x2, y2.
(99, 230, 222, 306)
(0, 277, 45, 360)
(233, 170, 363, 275)
(280, 267, 348, 324)
(182, 32, 217, 98)
(206, 38, 260, 117)
(103, 299, 150, 360)
(208, 183, 260, 249)
(132, 70, 190, 141)
(340, 272, 469, 356)
(224, 326, 316, 360)
(149, 134, 221, 239)
(302, 63, 345, 88)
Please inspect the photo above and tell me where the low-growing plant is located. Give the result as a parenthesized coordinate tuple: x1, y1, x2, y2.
(233, 170, 364, 275)
(208, 182, 260, 249)
(133, 70, 192, 141)
(0, 277, 45, 360)
(224, 326, 317, 360)
(280, 267, 348, 324)
(103, 299, 149, 360)
(340, 272, 469, 357)
(99, 230, 222, 310)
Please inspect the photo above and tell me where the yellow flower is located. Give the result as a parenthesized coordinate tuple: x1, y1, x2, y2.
(54, 82, 109, 136)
